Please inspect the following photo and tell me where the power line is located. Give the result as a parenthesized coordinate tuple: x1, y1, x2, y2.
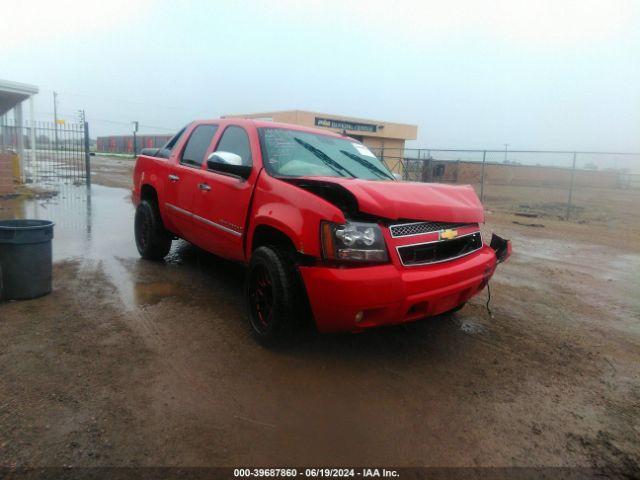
(31, 109, 177, 132)
(38, 86, 217, 116)
(35, 88, 190, 132)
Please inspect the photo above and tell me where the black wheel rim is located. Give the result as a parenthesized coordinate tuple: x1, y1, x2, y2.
(249, 264, 274, 332)
(136, 210, 150, 250)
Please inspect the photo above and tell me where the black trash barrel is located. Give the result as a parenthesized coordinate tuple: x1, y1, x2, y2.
(0, 220, 55, 301)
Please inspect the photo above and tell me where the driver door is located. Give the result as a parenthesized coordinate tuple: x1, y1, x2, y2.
(191, 124, 257, 261)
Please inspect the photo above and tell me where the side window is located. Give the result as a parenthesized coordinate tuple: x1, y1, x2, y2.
(164, 126, 187, 151)
(181, 125, 219, 167)
(215, 126, 252, 166)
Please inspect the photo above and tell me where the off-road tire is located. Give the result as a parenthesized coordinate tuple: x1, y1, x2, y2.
(245, 246, 308, 346)
(134, 199, 172, 260)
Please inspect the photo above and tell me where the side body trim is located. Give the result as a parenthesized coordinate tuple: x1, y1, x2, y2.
(165, 203, 242, 237)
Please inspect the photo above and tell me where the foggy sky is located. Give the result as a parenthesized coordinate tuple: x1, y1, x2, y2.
(1, 0, 639, 154)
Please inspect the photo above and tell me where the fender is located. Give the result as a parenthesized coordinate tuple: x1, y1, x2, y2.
(247, 174, 346, 258)
(133, 156, 171, 228)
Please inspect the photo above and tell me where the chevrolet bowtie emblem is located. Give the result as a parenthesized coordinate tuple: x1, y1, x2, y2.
(440, 229, 458, 240)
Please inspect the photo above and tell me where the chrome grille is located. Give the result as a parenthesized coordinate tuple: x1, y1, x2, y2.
(397, 232, 483, 266)
(390, 221, 473, 238)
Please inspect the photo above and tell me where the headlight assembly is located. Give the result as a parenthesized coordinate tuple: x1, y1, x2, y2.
(321, 221, 389, 263)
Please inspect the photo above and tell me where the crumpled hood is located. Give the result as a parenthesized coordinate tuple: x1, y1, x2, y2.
(292, 177, 485, 223)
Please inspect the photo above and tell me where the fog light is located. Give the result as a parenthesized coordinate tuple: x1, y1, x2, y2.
(355, 311, 364, 323)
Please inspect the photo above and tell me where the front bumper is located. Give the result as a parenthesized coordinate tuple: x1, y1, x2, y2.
(299, 245, 499, 333)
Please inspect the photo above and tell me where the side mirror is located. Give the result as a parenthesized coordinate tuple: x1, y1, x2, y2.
(157, 147, 172, 159)
(207, 152, 252, 179)
(140, 147, 160, 157)
(140, 147, 172, 159)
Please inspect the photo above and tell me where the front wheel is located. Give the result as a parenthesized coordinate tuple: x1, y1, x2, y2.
(134, 200, 172, 260)
(245, 246, 307, 346)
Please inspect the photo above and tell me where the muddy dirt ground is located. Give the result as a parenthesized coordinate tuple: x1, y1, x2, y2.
(0, 156, 638, 476)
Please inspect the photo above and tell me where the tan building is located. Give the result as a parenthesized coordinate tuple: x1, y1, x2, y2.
(224, 110, 417, 162)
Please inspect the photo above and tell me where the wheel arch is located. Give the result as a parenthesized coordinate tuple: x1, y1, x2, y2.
(245, 229, 316, 344)
(140, 183, 159, 205)
(138, 182, 174, 233)
(250, 223, 298, 255)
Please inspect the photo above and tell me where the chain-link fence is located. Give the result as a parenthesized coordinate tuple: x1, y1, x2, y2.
(371, 147, 640, 223)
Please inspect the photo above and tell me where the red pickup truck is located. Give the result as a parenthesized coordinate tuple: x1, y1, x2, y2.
(133, 119, 510, 344)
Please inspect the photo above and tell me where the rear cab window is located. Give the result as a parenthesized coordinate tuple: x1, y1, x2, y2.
(165, 126, 187, 150)
(156, 126, 187, 159)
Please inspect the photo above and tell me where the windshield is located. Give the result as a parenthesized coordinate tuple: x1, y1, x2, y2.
(258, 128, 395, 181)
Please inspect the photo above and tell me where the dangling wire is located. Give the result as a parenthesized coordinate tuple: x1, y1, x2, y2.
(485, 281, 494, 318)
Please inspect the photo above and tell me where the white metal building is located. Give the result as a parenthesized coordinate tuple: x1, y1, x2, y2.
(0, 79, 39, 178)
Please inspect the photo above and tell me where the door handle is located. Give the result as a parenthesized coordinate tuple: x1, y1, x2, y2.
(168, 174, 180, 182)
(198, 183, 211, 191)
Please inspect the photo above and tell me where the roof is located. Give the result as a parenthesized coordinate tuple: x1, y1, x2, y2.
(0, 79, 39, 116)
(194, 118, 349, 138)
(249, 119, 346, 137)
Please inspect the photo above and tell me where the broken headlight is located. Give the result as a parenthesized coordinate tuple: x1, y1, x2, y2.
(321, 221, 388, 263)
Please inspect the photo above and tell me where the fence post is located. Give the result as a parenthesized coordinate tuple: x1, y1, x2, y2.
(480, 150, 487, 203)
(14, 103, 25, 182)
(84, 121, 91, 187)
(402, 156, 407, 180)
(29, 97, 36, 183)
(566, 152, 577, 220)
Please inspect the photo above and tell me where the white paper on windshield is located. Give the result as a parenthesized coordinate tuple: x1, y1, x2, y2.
(352, 143, 376, 158)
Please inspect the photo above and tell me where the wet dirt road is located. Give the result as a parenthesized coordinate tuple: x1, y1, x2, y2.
(0, 175, 639, 475)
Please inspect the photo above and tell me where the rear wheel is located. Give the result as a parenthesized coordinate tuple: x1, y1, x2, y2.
(245, 246, 307, 346)
(134, 199, 172, 260)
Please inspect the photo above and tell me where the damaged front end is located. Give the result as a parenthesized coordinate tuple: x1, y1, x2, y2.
(282, 176, 511, 267)
(282, 176, 513, 332)
(489, 233, 512, 263)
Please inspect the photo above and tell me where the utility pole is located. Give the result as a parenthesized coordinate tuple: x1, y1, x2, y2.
(503, 143, 509, 163)
(132, 121, 139, 158)
(53, 91, 59, 150)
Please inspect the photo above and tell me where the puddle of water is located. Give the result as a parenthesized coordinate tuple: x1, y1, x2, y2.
(2, 184, 142, 308)
(134, 281, 183, 306)
(608, 254, 640, 288)
(498, 228, 640, 332)
(5, 184, 137, 262)
(2, 183, 245, 313)
(458, 317, 488, 335)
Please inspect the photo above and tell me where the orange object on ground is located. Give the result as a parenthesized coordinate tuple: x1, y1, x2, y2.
(0, 152, 16, 195)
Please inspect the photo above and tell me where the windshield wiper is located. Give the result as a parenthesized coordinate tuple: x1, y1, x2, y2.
(294, 137, 355, 178)
(339, 150, 395, 180)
